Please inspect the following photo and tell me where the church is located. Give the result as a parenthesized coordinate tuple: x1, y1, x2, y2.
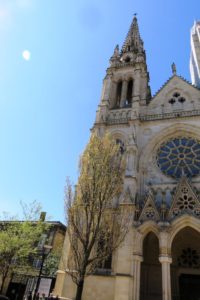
(55, 17, 200, 300)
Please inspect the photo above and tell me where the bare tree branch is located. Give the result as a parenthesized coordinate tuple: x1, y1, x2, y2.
(64, 134, 132, 300)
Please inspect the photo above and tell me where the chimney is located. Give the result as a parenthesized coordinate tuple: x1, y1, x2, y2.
(40, 211, 46, 222)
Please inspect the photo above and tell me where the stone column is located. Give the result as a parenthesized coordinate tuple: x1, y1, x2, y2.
(159, 255, 172, 300)
(132, 254, 143, 300)
(133, 71, 140, 98)
(120, 80, 128, 107)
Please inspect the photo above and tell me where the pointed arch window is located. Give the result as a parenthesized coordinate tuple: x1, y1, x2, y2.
(116, 138, 125, 154)
(125, 79, 133, 107)
(115, 81, 122, 108)
(125, 56, 131, 63)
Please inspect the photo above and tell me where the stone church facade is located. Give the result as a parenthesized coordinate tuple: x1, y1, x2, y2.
(55, 17, 200, 300)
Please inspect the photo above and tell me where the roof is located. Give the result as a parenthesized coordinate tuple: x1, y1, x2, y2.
(151, 74, 200, 100)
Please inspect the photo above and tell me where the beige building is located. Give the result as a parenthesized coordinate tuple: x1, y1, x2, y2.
(2, 217, 66, 300)
(55, 16, 200, 300)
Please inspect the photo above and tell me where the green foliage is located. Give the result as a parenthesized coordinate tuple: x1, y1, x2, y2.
(42, 248, 62, 277)
(0, 201, 48, 293)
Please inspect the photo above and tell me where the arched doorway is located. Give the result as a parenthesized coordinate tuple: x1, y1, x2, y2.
(171, 227, 200, 300)
(140, 232, 162, 300)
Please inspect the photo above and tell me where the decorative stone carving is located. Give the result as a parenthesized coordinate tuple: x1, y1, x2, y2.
(156, 137, 200, 179)
(136, 54, 145, 63)
(122, 186, 134, 204)
(126, 149, 136, 174)
(177, 248, 200, 268)
(168, 177, 200, 219)
(139, 190, 160, 222)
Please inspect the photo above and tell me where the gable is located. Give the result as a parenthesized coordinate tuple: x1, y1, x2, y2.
(145, 75, 200, 115)
(168, 177, 200, 220)
(139, 190, 160, 222)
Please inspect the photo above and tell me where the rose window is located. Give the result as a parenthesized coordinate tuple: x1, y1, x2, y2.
(178, 248, 200, 268)
(177, 194, 195, 210)
(145, 209, 155, 219)
(156, 137, 200, 178)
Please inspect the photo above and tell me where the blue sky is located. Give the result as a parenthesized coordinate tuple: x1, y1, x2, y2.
(0, 0, 199, 222)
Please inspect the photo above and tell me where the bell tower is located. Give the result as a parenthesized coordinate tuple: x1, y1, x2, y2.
(94, 16, 151, 203)
(95, 15, 151, 125)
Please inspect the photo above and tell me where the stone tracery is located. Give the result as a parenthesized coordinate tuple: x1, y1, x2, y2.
(156, 137, 200, 178)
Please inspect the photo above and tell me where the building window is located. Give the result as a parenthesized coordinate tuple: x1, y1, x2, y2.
(116, 138, 125, 154)
(156, 137, 200, 178)
(37, 234, 47, 250)
(98, 254, 112, 270)
(115, 81, 122, 108)
(126, 79, 133, 106)
(168, 92, 186, 105)
(125, 56, 131, 63)
(33, 258, 42, 269)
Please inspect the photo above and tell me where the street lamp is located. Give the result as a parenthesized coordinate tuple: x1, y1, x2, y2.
(33, 245, 52, 300)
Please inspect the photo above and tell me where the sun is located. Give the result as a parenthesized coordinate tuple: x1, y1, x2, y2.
(22, 50, 31, 61)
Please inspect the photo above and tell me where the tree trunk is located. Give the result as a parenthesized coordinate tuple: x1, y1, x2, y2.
(0, 274, 7, 294)
(75, 279, 84, 300)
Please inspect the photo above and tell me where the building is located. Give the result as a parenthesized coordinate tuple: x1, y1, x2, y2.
(55, 16, 200, 300)
(1, 215, 66, 300)
(190, 21, 200, 87)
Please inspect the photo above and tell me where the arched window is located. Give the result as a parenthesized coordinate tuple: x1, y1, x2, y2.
(126, 79, 133, 107)
(115, 81, 122, 108)
(140, 232, 162, 299)
(116, 138, 125, 154)
(171, 227, 200, 299)
(95, 233, 112, 273)
(125, 56, 131, 63)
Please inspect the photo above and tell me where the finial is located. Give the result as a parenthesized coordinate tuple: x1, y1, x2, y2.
(109, 44, 120, 64)
(134, 13, 138, 17)
(171, 62, 177, 75)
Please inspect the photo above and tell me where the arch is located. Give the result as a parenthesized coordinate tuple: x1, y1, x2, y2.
(110, 130, 127, 144)
(125, 56, 131, 63)
(110, 130, 127, 155)
(140, 231, 162, 300)
(136, 221, 160, 254)
(169, 215, 200, 248)
(170, 224, 200, 299)
(142, 231, 160, 262)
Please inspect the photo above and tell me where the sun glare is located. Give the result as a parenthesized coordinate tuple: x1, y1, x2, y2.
(22, 50, 31, 61)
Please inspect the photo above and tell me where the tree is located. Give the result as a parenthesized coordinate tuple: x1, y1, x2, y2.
(0, 201, 48, 293)
(65, 134, 131, 300)
(43, 247, 62, 277)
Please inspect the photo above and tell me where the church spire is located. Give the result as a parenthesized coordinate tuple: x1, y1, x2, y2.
(121, 15, 144, 54)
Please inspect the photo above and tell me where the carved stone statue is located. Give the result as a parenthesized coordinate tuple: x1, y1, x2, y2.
(172, 62, 177, 75)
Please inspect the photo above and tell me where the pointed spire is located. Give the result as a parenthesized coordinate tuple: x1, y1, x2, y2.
(109, 44, 120, 64)
(113, 44, 120, 56)
(121, 15, 144, 54)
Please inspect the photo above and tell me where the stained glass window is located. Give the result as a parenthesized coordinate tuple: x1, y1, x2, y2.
(156, 137, 200, 178)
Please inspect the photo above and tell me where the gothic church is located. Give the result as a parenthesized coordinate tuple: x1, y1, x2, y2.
(55, 17, 200, 300)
